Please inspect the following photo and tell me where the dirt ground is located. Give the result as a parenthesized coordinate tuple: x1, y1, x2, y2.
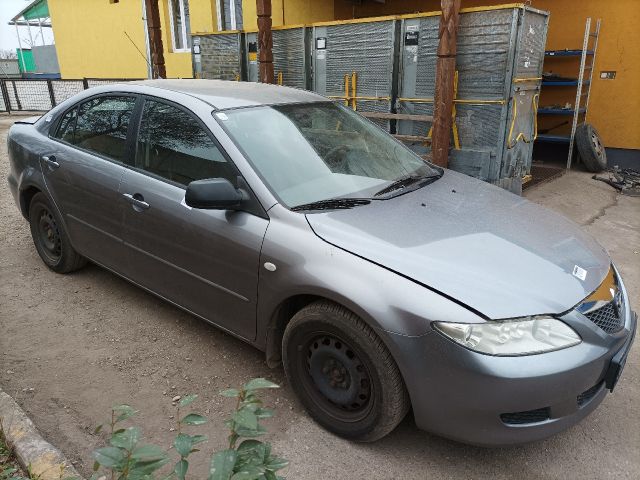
(1, 114, 639, 480)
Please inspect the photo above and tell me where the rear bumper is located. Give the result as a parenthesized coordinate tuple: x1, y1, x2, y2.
(386, 305, 636, 447)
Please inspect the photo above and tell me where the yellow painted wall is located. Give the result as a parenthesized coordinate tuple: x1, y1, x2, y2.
(241, 0, 333, 31)
(531, 0, 640, 149)
(48, 0, 219, 80)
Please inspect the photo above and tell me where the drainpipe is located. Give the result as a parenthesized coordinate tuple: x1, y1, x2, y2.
(431, 0, 461, 168)
(15, 23, 25, 73)
(141, 0, 153, 78)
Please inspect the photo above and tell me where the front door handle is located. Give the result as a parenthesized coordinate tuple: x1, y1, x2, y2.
(123, 193, 150, 211)
(42, 155, 60, 170)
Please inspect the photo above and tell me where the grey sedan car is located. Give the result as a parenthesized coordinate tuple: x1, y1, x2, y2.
(7, 80, 636, 445)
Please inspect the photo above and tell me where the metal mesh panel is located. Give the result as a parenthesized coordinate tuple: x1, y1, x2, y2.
(273, 28, 306, 89)
(515, 10, 547, 78)
(324, 21, 395, 98)
(414, 10, 514, 100)
(51, 80, 84, 104)
(198, 34, 241, 80)
(0, 89, 6, 111)
(403, 102, 502, 151)
(4, 80, 52, 111)
(354, 99, 392, 130)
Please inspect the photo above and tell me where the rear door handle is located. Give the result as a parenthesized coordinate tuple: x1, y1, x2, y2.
(123, 193, 150, 211)
(42, 155, 60, 170)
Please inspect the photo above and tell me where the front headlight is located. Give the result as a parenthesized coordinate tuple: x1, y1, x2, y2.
(433, 317, 581, 356)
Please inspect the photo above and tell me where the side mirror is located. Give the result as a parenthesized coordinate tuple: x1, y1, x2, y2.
(185, 178, 244, 210)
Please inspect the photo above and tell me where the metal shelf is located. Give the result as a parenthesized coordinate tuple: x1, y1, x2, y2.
(536, 134, 571, 144)
(545, 49, 594, 57)
(538, 107, 586, 115)
(536, 18, 601, 168)
(542, 80, 590, 86)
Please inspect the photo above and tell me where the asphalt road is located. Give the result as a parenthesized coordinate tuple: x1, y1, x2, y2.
(1, 115, 638, 479)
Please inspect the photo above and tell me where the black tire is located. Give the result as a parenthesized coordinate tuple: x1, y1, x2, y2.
(282, 300, 409, 442)
(575, 123, 607, 172)
(28, 192, 86, 273)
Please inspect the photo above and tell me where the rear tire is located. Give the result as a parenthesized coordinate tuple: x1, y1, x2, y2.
(282, 300, 409, 442)
(576, 123, 607, 172)
(28, 192, 86, 273)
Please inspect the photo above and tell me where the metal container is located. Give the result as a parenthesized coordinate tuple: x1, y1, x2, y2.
(397, 6, 549, 191)
(192, 32, 243, 81)
(311, 18, 399, 129)
(244, 26, 310, 89)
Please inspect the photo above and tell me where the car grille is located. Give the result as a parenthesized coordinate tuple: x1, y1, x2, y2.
(577, 382, 603, 407)
(500, 407, 550, 425)
(584, 292, 624, 334)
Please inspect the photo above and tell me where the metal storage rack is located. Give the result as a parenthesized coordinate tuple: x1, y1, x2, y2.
(536, 18, 601, 168)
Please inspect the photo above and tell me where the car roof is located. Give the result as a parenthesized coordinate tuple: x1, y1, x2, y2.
(126, 79, 328, 110)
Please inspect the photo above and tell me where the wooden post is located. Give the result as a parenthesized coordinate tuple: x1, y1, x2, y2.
(431, 0, 461, 168)
(256, 0, 275, 83)
(145, 0, 166, 79)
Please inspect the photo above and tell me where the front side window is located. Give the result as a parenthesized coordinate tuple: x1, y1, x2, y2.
(135, 100, 236, 186)
(72, 96, 136, 161)
(220, 102, 440, 208)
(169, 0, 191, 51)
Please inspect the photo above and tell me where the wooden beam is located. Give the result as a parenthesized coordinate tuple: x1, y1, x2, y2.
(144, 0, 166, 79)
(256, 0, 274, 84)
(360, 112, 434, 122)
(431, 0, 461, 167)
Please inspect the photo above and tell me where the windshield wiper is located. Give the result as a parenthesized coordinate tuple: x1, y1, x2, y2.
(290, 198, 371, 212)
(374, 172, 442, 198)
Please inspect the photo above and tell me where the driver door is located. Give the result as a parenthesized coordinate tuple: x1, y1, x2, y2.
(119, 98, 269, 340)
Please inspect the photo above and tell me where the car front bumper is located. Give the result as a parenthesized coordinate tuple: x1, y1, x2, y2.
(385, 293, 636, 446)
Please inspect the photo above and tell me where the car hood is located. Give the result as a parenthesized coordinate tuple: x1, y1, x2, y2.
(305, 170, 610, 319)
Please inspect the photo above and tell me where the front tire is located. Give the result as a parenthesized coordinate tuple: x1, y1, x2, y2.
(282, 300, 409, 441)
(28, 192, 86, 273)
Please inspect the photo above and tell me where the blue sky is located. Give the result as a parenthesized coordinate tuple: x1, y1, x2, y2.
(1, 0, 54, 52)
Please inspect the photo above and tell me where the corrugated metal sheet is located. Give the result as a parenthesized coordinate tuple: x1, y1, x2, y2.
(322, 21, 395, 98)
(273, 28, 306, 89)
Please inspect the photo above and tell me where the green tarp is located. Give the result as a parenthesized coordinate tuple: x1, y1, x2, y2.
(22, 0, 49, 20)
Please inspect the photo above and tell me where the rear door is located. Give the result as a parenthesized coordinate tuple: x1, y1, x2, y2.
(119, 98, 268, 340)
(42, 94, 137, 272)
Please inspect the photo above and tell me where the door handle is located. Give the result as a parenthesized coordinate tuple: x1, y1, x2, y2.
(123, 193, 150, 211)
(42, 155, 60, 170)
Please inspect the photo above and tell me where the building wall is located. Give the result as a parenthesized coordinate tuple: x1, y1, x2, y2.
(48, 0, 219, 80)
(241, 0, 333, 31)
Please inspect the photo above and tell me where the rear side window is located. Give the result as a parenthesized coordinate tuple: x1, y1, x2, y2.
(72, 96, 136, 161)
(135, 100, 236, 186)
(54, 108, 77, 143)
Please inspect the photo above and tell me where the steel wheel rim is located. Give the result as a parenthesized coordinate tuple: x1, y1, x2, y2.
(36, 207, 62, 263)
(299, 332, 374, 423)
(591, 131, 604, 158)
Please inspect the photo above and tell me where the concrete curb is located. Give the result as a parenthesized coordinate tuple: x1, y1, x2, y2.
(0, 388, 83, 480)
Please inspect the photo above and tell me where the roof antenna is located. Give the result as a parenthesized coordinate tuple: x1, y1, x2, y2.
(124, 30, 152, 74)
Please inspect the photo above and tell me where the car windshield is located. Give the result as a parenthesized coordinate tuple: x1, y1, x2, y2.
(218, 102, 440, 208)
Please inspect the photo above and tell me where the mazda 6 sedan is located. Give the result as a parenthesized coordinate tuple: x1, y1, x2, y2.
(7, 80, 636, 445)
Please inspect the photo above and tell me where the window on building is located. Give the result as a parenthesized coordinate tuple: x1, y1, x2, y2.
(218, 0, 243, 31)
(135, 100, 236, 186)
(169, 0, 191, 51)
